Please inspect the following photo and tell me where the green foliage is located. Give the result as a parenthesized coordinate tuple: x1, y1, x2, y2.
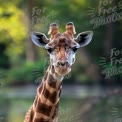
(0, 60, 45, 85)
(0, 0, 121, 85)
(0, 1, 27, 65)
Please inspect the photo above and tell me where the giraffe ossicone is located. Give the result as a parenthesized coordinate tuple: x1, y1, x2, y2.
(24, 22, 93, 122)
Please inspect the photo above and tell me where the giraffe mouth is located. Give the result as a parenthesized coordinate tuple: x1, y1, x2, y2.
(55, 65, 71, 75)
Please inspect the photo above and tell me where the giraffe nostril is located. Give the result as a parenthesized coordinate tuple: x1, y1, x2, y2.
(60, 63, 65, 66)
(57, 62, 61, 66)
(57, 61, 69, 67)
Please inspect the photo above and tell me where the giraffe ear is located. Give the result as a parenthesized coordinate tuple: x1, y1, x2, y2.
(75, 31, 93, 47)
(31, 32, 49, 47)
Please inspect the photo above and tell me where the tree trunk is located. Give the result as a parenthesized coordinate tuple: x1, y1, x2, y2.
(78, 48, 101, 82)
(26, 0, 37, 62)
(104, 23, 114, 57)
(103, 1, 116, 84)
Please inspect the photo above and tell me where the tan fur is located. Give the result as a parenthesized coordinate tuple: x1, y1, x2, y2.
(65, 23, 76, 36)
(48, 24, 60, 39)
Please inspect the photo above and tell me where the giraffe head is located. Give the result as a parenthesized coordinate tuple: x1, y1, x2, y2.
(31, 22, 93, 76)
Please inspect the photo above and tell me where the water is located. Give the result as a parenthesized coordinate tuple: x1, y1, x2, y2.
(0, 85, 121, 122)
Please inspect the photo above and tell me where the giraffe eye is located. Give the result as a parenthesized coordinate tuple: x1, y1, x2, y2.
(72, 47, 78, 52)
(46, 48, 53, 53)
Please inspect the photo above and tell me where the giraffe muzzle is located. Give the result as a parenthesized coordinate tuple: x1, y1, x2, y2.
(55, 62, 71, 75)
(57, 61, 69, 67)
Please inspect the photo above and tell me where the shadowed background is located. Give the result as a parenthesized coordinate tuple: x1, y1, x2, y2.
(0, 0, 122, 122)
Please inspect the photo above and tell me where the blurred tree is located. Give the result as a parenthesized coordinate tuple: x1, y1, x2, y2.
(0, 0, 121, 85)
(0, 44, 9, 68)
(0, 1, 27, 66)
(28, 0, 102, 83)
(26, 0, 37, 62)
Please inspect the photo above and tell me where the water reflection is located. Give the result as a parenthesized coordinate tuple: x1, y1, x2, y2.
(0, 97, 10, 122)
(0, 85, 121, 122)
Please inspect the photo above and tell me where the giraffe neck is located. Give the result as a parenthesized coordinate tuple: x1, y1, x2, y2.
(25, 65, 63, 122)
(46, 65, 64, 83)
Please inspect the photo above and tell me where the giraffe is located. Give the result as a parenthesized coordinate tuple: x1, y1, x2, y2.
(24, 22, 93, 122)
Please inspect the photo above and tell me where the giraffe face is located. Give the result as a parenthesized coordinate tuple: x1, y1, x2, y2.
(31, 22, 93, 76)
(45, 34, 80, 75)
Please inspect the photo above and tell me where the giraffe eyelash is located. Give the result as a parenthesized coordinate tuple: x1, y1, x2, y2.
(72, 47, 78, 52)
(46, 48, 53, 53)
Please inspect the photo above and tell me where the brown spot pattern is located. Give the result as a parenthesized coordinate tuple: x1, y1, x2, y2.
(48, 74, 57, 88)
(43, 88, 57, 103)
(36, 102, 52, 116)
(34, 118, 50, 122)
